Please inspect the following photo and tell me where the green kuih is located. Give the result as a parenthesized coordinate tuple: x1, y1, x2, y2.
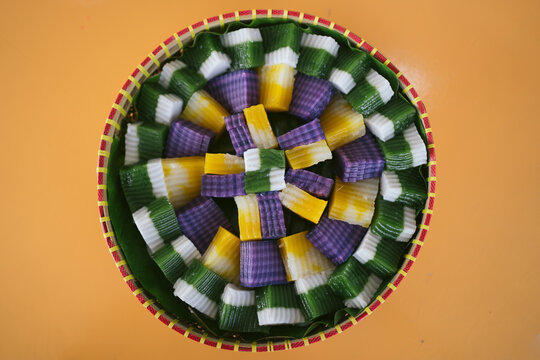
(294, 271, 342, 321)
(136, 81, 184, 125)
(218, 284, 269, 333)
(181, 32, 231, 81)
(255, 283, 306, 325)
(132, 197, 183, 254)
(220, 28, 264, 70)
(380, 168, 427, 208)
(124, 122, 168, 165)
(353, 230, 407, 278)
(158, 60, 207, 107)
(370, 197, 417, 242)
(244, 168, 286, 193)
(297, 33, 340, 78)
(365, 96, 418, 141)
(260, 22, 302, 67)
(243, 148, 286, 171)
(120, 159, 168, 212)
(173, 259, 228, 319)
(151, 235, 202, 284)
(377, 124, 427, 171)
(328, 257, 382, 309)
(328, 47, 371, 94)
(344, 69, 394, 116)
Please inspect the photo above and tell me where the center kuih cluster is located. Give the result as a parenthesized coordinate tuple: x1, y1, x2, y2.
(118, 21, 428, 334)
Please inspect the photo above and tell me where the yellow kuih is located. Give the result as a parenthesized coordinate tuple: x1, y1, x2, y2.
(162, 157, 205, 210)
(279, 183, 327, 223)
(328, 177, 379, 227)
(319, 95, 366, 151)
(182, 90, 230, 135)
(279, 231, 334, 281)
(201, 227, 241, 285)
(258, 64, 296, 112)
(243, 104, 278, 149)
(204, 153, 245, 174)
(234, 194, 262, 241)
(284, 139, 332, 169)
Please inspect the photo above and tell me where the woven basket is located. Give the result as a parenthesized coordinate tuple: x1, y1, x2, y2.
(96, 9, 436, 352)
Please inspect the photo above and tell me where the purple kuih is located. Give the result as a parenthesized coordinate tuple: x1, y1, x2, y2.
(288, 73, 337, 121)
(256, 192, 286, 239)
(240, 240, 288, 287)
(176, 196, 232, 253)
(285, 169, 334, 198)
(276, 119, 326, 150)
(206, 70, 259, 114)
(224, 113, 256, 156)
(201, 174, 246, 197)
(334, 132, 385, 182)
(307, 215, 368, 264)
(165, 119, 215, 158)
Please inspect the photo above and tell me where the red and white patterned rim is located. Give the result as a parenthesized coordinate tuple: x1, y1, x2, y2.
(96, 9, 436, 352)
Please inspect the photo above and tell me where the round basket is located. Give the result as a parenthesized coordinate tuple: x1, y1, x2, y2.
(96, 9, 436, 352)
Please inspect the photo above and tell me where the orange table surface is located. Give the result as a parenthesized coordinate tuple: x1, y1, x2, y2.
(1, 0, 539, 359)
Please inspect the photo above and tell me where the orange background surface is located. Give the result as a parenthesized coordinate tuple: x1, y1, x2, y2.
(1, 0, 539, 359)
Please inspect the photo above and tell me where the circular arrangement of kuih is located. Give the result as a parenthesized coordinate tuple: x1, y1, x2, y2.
(97, 10, 436, 351)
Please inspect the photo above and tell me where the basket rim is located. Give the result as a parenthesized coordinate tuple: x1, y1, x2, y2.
(96, 9, 436, 352)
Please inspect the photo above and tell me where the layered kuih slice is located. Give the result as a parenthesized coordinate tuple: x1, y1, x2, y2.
(181, 32, 231, 81)
(334, 132, 385, 182)
(365, 96, 417, 142)
(201, 173, 246, 197)
(328, 257, 382, 309)
(132, 197, 183, 254)
(319, 95, 366, 151)
(234, 194, 262, 241)
(285, 169, 334, 199)
(307, 215, 368, 264)
(174, 259, 227, 319)
(279, 231, 334, 281)
(125, 122, 168, 165)
(370, 197, 417, 242)
(161, 157, 205, 209)
(259, 22, 301, 111)
(243, 104, 278, 149)
(151, 235, 201, 283)
(244, 148, 286, 193)
(328, 47, 371, 94)
(256, 192, 286, 239)
(136, 81, 183, 125)
(120, 159, 169, 212)
(380, 168, 427, 208)
(224, 113, 256, 156)
(328, 177, 379, 227)
(164, 119, 214, 158)
(344, 69, 394, 117)
(206, 70, 259, 114)
(201, 227, 241, 285)
(240, 240, 288, 288)
(295, 270, 342, 321)
(158, 60, 230, 135)
(279, 184, 328, 224)
(218, 284, 268, 333)
(296, 33, 339, 79)
(353, 229, 407, 278)
(176, 196, 232, 253)
(220, 28, 264, 70)
(255, 283, 306, 325)
(204, 153, 245, 174)
(277, 119, 332, 169)
(377, 124, 427, 171)
(288, 73, 337, 121)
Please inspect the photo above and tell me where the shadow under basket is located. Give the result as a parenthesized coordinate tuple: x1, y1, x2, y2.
(96, 9, 436, 352)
